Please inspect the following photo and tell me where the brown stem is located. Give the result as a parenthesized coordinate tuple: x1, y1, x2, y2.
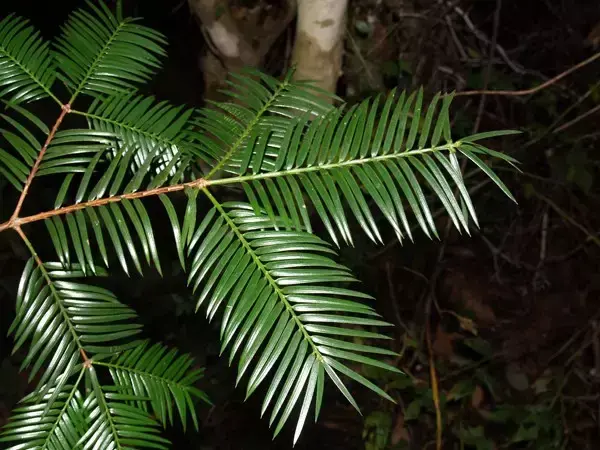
(0, 178, 209, 231)
(9, 104, 71, 223)
(81, 348, 91, 366)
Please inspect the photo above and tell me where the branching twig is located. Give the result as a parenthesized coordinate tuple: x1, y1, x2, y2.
(0, 177, 209, 232)
(9, 104, 71, 223)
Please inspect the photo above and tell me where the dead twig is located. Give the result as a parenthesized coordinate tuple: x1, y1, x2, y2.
(551, 323, 600, 409)
(455, 50, 600, 97)
(479, 233, 536, 279)
(553, 103, 600, 134)
(532, 208, 550, 291)
(472, 0, 502, 133)
(347, 28, 381, 90)
(445, 15, 467, 61)
(545, 241, 589, 263)
(425, 283, 443, 450)
(447, 1, 524, 74)
(573, 130, 600, 143)
(548, 310, 600, 365)
(525, 79, 600, 147)
(532, 189, 600, 249)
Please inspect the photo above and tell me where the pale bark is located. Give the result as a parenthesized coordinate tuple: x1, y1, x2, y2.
(188, 0, 295, 98)
(291, 0, 348, 95)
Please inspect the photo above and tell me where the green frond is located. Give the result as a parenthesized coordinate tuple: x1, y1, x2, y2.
(0, 0, 521, 445)
(42, 93, 205, 198)
(0, 379, 88, 450)
(45, 201, 162, 276)
(9, 260, 143, 395)
(96, 341, 210, 432)
(167, 199, 400, 443)
(53, 0, 167, 102)
(0, 103, 49, 190)
(208, 89, 518, 246)
(41, 139, 189, 217)
(0, 14, 57, 105)
(456, 140, 519, 201)
(196, 69, 335, 177)
(80, 366, 170, 450)
(42, 122, 183, 277)
(39, 129, 117, 179)
(76, 92, 203, 170)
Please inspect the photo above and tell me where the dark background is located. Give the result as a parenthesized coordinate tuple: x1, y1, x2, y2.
(1, 0, 600, 449)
